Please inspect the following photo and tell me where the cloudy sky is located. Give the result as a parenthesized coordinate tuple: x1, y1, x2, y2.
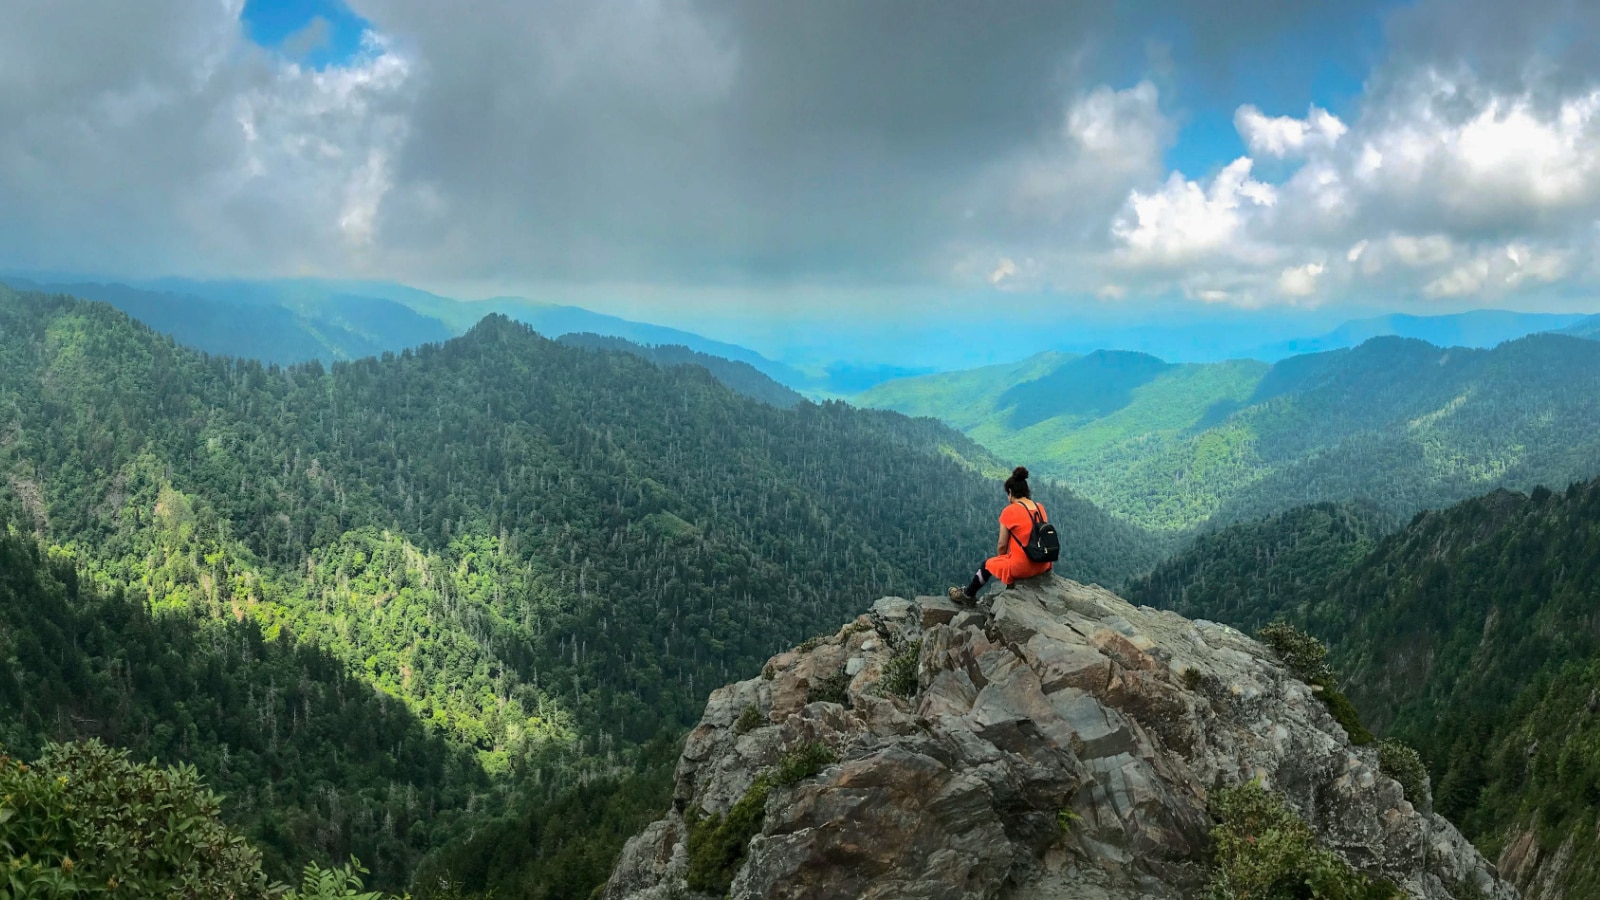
(3, 0, 1600, 326)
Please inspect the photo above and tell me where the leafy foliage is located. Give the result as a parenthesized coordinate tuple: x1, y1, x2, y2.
(1206, 779, 1401, 900)
(0, 740, 273, 898)
(409, 734, 678, 900)
(1256, 622, 1336, 687)
(0, 523, 481, 888)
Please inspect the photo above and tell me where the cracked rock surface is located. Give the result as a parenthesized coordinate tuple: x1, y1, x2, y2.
(602, 575, 1516, 900)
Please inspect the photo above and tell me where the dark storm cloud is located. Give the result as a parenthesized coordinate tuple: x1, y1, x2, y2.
(354, 0, 1119, 282)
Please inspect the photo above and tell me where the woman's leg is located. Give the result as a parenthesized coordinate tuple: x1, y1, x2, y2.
(963, 564, 996, 599)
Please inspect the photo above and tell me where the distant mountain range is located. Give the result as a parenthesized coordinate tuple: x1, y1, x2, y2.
(1559, 312, 1600, 339)
(1243, 309, 1589, 359)
(0, 275, 823, 397)
(860, 334, 1600, 532)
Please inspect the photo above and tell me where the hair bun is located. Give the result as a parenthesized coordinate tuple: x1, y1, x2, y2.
(1012, 466, 1030, 480)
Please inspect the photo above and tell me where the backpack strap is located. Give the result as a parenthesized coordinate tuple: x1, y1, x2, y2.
(1008, 499, 1043, 551)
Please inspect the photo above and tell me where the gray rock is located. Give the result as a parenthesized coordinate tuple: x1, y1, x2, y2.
(915, 594, 965, 628)
(603, 575, 1516, 900)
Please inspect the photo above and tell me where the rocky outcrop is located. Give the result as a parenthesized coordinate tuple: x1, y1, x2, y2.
(603, 575, 1515, 900)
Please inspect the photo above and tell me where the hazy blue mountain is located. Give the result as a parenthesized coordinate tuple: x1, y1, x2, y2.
(1247, 310, 1588, 359)
(1, 275, 824, 400)
(0, 278, 385, 362)
(1558, 313, 1600, 339)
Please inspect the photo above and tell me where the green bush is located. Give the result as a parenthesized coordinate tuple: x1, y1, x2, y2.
(1320, 686, 1376, 746)
(0, 739, 275, 899)
(1377, 740, 1430, 809)
(284, 860, 389, 900)
(880, 641, 922, 697)
(1257, 623, 1375, 746)
(1258, 622, 1336, 686)
(1207, 779, 1401, 900)
(772, 743, 838, 787)
(684, 743, 837, 895)
(734, 704, 765, 734)
(806, 670, 851, 706)
(0, 740, 397, 900)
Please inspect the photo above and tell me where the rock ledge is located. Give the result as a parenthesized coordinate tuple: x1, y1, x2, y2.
(603, 576, 1515, 900)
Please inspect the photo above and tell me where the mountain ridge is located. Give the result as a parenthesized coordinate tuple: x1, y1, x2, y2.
(860, 332, 1600, 533)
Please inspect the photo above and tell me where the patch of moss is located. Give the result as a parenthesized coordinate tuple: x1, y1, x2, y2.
(1207, 778, 1403, 900)
(880, 641, 922, 698)
(684, 778, 772, 895)
(683, 743, 838, 895)
(806, 670, 851, 706)
(1181, 666, 1205, 691)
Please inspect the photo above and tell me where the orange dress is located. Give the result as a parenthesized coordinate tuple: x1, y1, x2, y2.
(986, 499, 1053, 585)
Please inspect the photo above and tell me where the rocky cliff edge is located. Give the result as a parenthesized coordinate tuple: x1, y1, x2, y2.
(603, 575, 1514, 899)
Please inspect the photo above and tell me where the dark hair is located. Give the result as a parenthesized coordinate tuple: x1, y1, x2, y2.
(1004, 466, 1031, 499)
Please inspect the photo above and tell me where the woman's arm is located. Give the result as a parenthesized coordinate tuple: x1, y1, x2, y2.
(996, 522, 1010, 555)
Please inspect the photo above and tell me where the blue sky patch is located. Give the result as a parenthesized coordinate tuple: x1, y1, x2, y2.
(242, 0, 371, 68)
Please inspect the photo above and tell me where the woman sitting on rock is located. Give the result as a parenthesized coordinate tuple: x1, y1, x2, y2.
(950, 466, 1054, 605)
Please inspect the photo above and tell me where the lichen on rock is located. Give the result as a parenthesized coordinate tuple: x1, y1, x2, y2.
(601, 576, 1516, 900)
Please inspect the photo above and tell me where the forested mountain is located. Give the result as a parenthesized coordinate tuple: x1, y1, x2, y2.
(1126, 480, 1600, 897)
(556, 333, 804, 408)
(0, 286, 1159, 892)
(860, 335, 1600, 533)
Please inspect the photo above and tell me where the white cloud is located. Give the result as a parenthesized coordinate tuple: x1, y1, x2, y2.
(0, 2, 413, 277)
(1278, 262, 1325, 297)
(988, 257, 1018, 285)
(1110, 157, 1276, 267)
(1424, 260, 1490, 297)
(1235, 104, 1347, 157)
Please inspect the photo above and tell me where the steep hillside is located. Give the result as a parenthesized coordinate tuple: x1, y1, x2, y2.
(0, 287, 1160, 890)
(0, 523, 481, 883)
(603, 577, 1509, 899)
(1123, 502, 1392, 629)
(1126, 479, 1600, 898)
(861, 335, 1600, 533)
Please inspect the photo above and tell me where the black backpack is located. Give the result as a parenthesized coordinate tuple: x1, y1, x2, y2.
(1011, 500, 1061, 563)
